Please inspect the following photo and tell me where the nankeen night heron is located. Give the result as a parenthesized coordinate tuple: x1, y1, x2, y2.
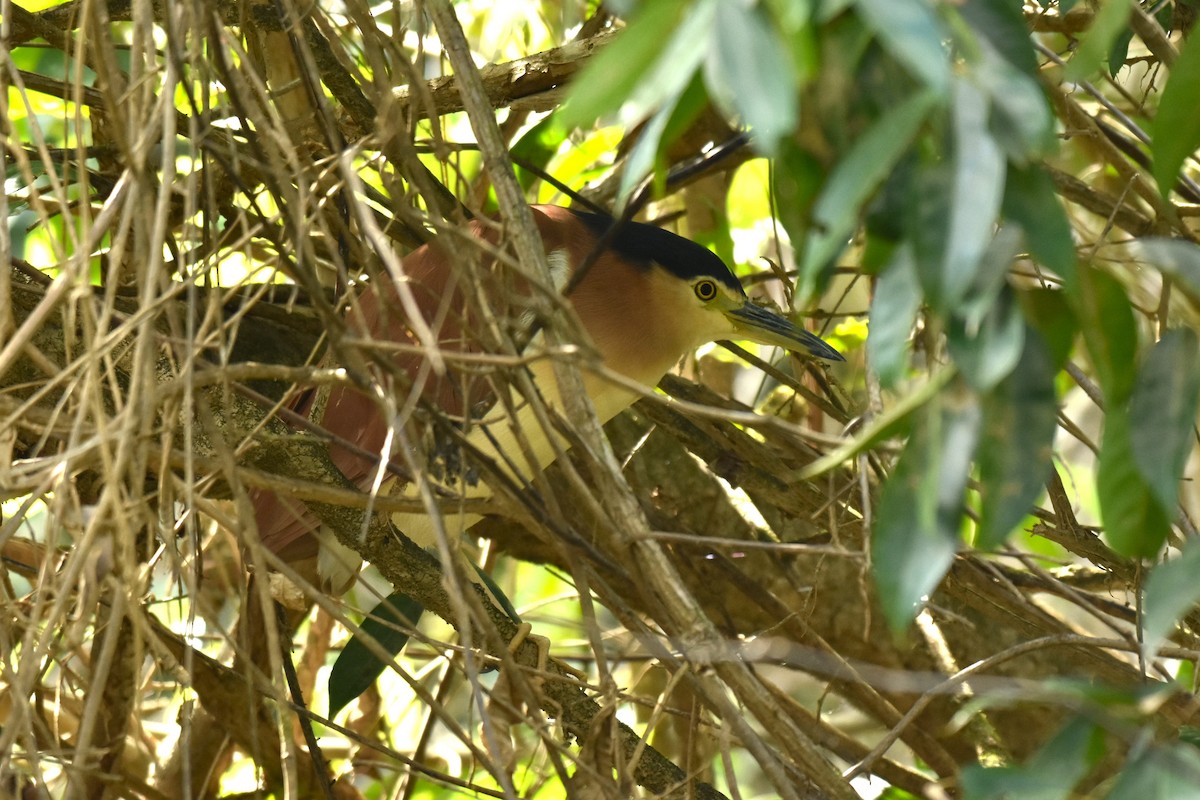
(252, 204, 844, 593)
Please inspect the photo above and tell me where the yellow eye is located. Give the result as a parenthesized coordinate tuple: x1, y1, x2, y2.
(693, 279, 719, 302)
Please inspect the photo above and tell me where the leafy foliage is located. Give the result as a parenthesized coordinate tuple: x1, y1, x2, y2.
(6, 0, 1200, 798)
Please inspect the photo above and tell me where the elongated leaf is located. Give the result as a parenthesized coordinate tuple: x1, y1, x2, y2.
(798, 90, 937, 300)
(963, 0, 1054, 158)
(1064, 0, 1133, 82)
(961, 718, 1103, 800)
(976, 326, 1058, 548)
(1136, 237, 1200, 304)
(1098, 406, 1171, 558)
(617, 75, 708, 207)
(1003, 165, 1078, 291)
(704, 1, 798, 155)
(943, 226, 1025, 392)
(798, 368, 955, 481)
(1129, 329, 1200, 514)
(1018, 288, 1078, 367)
(558, 0, 709, 130)
(961, 0, 1041, 78)
(1108, 742, 1200, 800)
(912, 81, 1006, 314)
(1142, 540, 1200, 660)
(1075, 268, 1138, 405)
(867, 245, 922, 389)
(1152, 28, 1200, 197)
(1107, 27, 1135, 75)
(978, 47, 1056, 160)
(511, 115, 567, 192)
(328, 592, 425, 718)
(855, 0, 950, 92)
(947, 286, 1025, 392)
(874, 387, 979, 632)
(940, 79, 1007, 309)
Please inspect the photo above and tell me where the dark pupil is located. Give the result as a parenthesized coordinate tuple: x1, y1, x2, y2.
(699, 282, 713, 298)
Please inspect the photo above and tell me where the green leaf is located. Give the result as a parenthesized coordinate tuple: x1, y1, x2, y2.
(704, 1, 798, 155)
(940, 78, 1007, 308)
(873, 386, 979, 632)
(945, 226, 1025, 387)
(962, 0, 1055, 158)
(472, 562, 523, 623)
(865, 153, 917, 246)
(1152, 25, 1200, 197)
(328, 592, 426, 718)
(772, 141, 825, 247)
(1181, 725, 1200, 750)
(977, 49, 1055, 160)
(854, 0, 950, 92)
(1098, 406, 1171, 558)
(558, 0, 711, 130)
(1003, 165, 1078, 291)
(798, 89, 937, 300)
(976, 326, 1058, 548)
(867, 244, 922, 389)
(1136, 238, 1200, 305)
(1107, 26, 1135, 75)
(961, 718, 1103, 800)
(960, 0, 1041, 79)
(912, 80, 1007, 314)
(1142, 539, 1200, 660)
(1064, 0, 1133, 82)
(1019, 288, 1078, 368)
(1075, 268, 1138, 405)
(1129, 329, 1200, 515)
(617, 75, 708, 207)
(511, 116, 567, 192)
(947, 286, 1025, 392)
(798, 368, 955, 481)
(1108, 742, 1200, 800)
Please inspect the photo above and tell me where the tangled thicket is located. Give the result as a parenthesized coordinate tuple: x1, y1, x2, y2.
(6, 2, 1200, 799)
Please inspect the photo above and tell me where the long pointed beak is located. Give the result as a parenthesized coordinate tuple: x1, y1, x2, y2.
(724, 301, 845, 362)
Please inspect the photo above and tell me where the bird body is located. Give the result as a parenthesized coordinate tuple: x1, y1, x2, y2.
(251, 205, 843, 591)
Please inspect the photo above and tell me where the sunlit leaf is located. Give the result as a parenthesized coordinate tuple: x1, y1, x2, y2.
(617, 75, 708, 207)
(1142, 540, 1200, 660)
(1129, 328, 1200, 515)
(511, 115, 568, 192)
(1063, 0, 1133, 82)
(1152, 12, 1200, 196)
(874, 386, 978, 632)
(328, 592, 425, 718)
(558, 0, 710, 130)
(976, 326, 1058, 548)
